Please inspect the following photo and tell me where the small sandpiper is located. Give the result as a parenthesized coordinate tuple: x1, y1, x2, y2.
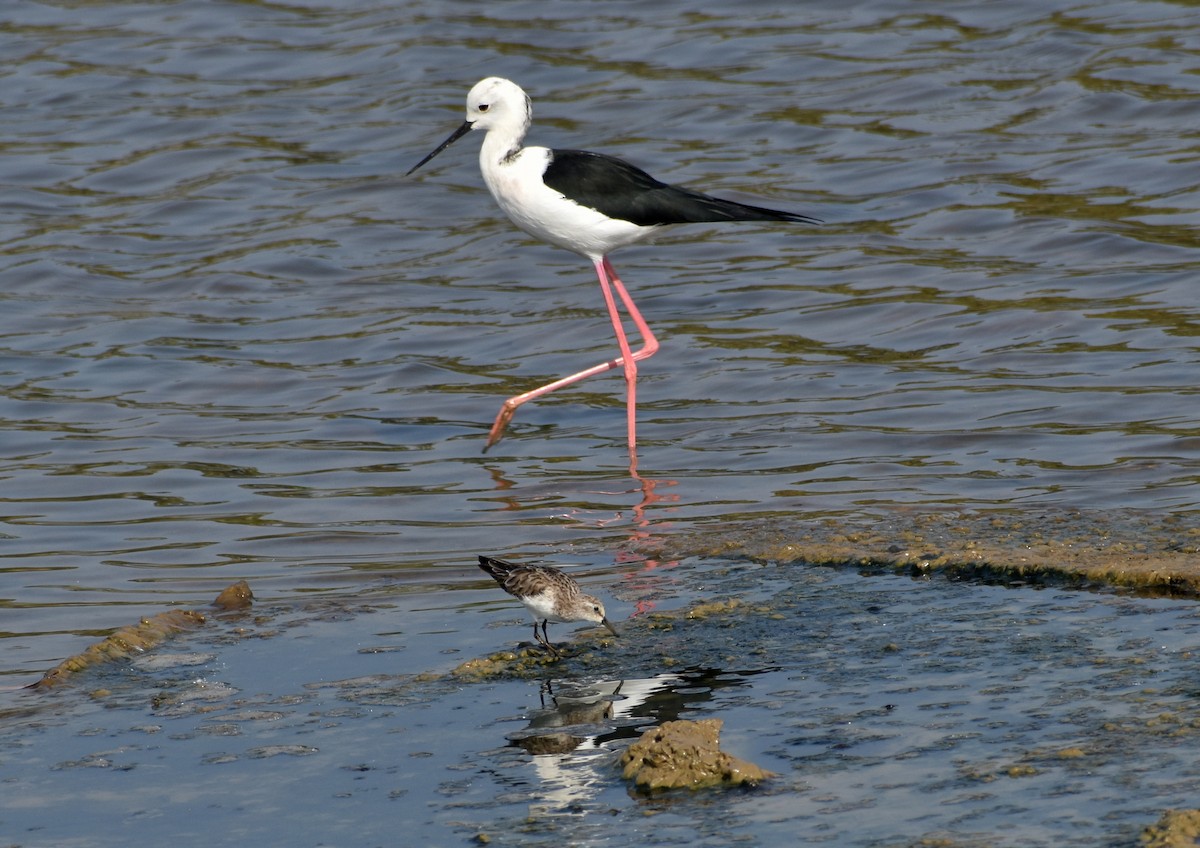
(477, 555, 618, 657)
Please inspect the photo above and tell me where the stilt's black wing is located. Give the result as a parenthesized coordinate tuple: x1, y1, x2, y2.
(543, 149, 819, 227)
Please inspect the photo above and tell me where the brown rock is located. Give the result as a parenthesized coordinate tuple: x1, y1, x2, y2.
(619, 718, 773, 791)
(1141, 809, 1200, 848)
(212, 580, 254, 610)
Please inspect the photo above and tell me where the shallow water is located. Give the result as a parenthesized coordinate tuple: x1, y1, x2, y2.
(2, 0, 1200, 842)
(6, 561, 1200, 847)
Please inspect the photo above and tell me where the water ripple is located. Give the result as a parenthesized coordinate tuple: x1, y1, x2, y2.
(1, 0, 1197, 674)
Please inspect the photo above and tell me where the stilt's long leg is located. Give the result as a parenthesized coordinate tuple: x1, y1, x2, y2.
(484, 256, 660, 452)
(600, 257, 659, 454)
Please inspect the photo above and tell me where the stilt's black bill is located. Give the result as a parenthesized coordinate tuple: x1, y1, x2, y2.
(406, 119, 473, 176)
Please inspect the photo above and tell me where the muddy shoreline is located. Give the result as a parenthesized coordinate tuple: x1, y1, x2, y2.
(635, 509, 1200, 596)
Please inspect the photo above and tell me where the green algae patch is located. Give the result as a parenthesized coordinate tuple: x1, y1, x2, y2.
(1141, 809, 1200, 848)
(619, 718, 773, 791)
(26, 581, 253, 690)
(449, 631, 617, 680)
(686, 598, 743, 619)
(451, 651, 528, 679)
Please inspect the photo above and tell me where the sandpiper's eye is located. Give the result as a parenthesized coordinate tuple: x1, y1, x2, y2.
(478, 103, 490, 112)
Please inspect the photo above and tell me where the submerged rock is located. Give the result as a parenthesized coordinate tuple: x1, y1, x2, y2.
(26, 581, 253, 690)
(619, 718, 772, 791)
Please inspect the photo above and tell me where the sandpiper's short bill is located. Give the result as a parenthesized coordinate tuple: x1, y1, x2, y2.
(477, 555, 617, 657)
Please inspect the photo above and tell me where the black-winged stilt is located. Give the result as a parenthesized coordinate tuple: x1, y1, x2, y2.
(407, 77, 818, 459)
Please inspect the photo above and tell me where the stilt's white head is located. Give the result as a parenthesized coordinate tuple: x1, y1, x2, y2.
(406, 77, 531, 176)
(464, 77, 531, 134)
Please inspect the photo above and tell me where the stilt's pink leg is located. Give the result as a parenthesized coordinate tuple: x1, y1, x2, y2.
(484, 256, 660, 452)
(598, 257, 659, 453)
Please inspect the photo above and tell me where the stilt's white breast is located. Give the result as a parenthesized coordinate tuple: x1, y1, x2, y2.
(481, 145, 656, 259)
(463, 78, 657, 259)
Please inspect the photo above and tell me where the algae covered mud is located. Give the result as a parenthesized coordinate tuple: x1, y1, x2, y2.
(650, 509, 1200, 596)
(6, 511, 1200, 847)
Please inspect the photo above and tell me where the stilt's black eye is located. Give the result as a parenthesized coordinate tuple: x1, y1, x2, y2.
(478, 103, 490, 112)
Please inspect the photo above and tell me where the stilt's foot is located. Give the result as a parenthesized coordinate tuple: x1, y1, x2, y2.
(484, 400, 519, 452)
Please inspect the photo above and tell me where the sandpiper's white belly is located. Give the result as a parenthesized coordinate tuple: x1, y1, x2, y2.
(520, 589, 568, 624)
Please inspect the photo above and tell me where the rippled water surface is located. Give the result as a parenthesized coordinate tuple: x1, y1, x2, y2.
(2, 0, 1199, 842)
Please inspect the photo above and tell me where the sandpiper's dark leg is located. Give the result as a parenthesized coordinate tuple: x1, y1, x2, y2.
(536, 621, 562, 657)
